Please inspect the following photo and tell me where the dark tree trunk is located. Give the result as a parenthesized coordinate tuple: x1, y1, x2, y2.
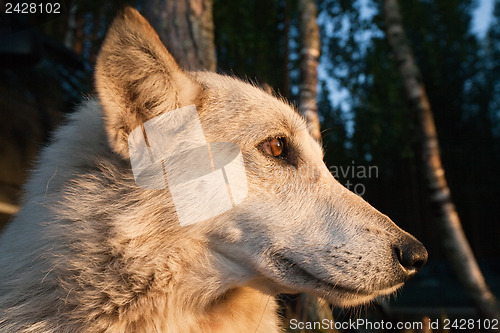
(383, 0, 500, 320)
(143, 0, 216, 71)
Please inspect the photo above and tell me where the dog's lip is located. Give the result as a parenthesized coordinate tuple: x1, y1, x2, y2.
(268, 253, 403, 297)
(271, 254, 364, 294)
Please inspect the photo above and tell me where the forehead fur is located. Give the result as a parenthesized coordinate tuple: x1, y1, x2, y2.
(191, 71, 308, 144)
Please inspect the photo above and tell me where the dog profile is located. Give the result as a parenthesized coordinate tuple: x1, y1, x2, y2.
(0, 8, 427, 332)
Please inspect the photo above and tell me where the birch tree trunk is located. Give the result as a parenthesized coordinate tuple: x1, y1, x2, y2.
(294, 0, 336, 330)
(383, 0, 499, 320)
(143, 0, 216, 71)
(298, 0, 321, 141)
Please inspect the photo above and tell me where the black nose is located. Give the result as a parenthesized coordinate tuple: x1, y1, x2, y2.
(394, 237, 428, 278)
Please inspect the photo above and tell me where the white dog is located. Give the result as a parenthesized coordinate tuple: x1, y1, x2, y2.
(0, 8, 427, 332)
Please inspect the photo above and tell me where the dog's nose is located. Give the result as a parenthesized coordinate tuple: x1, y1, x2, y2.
(394, 237, 428, 278)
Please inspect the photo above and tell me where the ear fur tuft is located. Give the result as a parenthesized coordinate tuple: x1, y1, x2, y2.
(95, 7, 201, 157)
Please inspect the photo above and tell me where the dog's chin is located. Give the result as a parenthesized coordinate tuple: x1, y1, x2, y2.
(321, 283, 404, 307)
(259, 254, 404, 307)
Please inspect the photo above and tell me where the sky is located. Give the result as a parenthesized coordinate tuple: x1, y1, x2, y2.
(472, 0, 494, 38)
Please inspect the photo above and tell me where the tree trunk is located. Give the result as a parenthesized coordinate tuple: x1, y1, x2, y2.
(143, 0, 216, 71)
(383, 0, 500, 320)
(294, 0, 336, 330)
(298, 0, 321, 141)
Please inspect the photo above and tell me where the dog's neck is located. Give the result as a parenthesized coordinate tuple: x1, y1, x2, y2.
(105, 238, 281, 332)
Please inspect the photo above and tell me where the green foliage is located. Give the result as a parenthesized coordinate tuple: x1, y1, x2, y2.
(213, 0, 290, 93)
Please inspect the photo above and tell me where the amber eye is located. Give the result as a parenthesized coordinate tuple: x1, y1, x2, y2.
(262, 138, 285, 157)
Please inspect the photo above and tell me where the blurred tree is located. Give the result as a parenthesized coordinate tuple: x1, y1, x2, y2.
(298, 0, 321, 140)
(383, 0, 499, 320)
(394, 0, 500, 260)
(144, 0, 216, 71)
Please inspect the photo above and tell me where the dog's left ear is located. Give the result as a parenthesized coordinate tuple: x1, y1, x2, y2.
(95, 7, 201, 158)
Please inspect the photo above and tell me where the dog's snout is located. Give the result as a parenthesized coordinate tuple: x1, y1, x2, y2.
(393, 237, 428, 278)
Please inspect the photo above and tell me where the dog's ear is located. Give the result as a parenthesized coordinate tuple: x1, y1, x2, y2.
(95, 7, 201, 157)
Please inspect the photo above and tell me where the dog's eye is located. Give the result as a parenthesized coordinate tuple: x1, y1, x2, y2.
(262, 138, 285, 157)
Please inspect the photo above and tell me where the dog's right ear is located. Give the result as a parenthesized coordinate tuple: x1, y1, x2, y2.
(95, 7, 201, 158)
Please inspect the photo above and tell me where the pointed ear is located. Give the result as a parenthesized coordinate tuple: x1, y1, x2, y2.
(95, 7, 201, 157)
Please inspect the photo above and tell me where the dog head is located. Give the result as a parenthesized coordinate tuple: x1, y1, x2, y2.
(95, 8, 427, 307)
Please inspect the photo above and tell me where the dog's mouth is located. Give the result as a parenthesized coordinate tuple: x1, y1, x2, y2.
(264, 252, 404, 307)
